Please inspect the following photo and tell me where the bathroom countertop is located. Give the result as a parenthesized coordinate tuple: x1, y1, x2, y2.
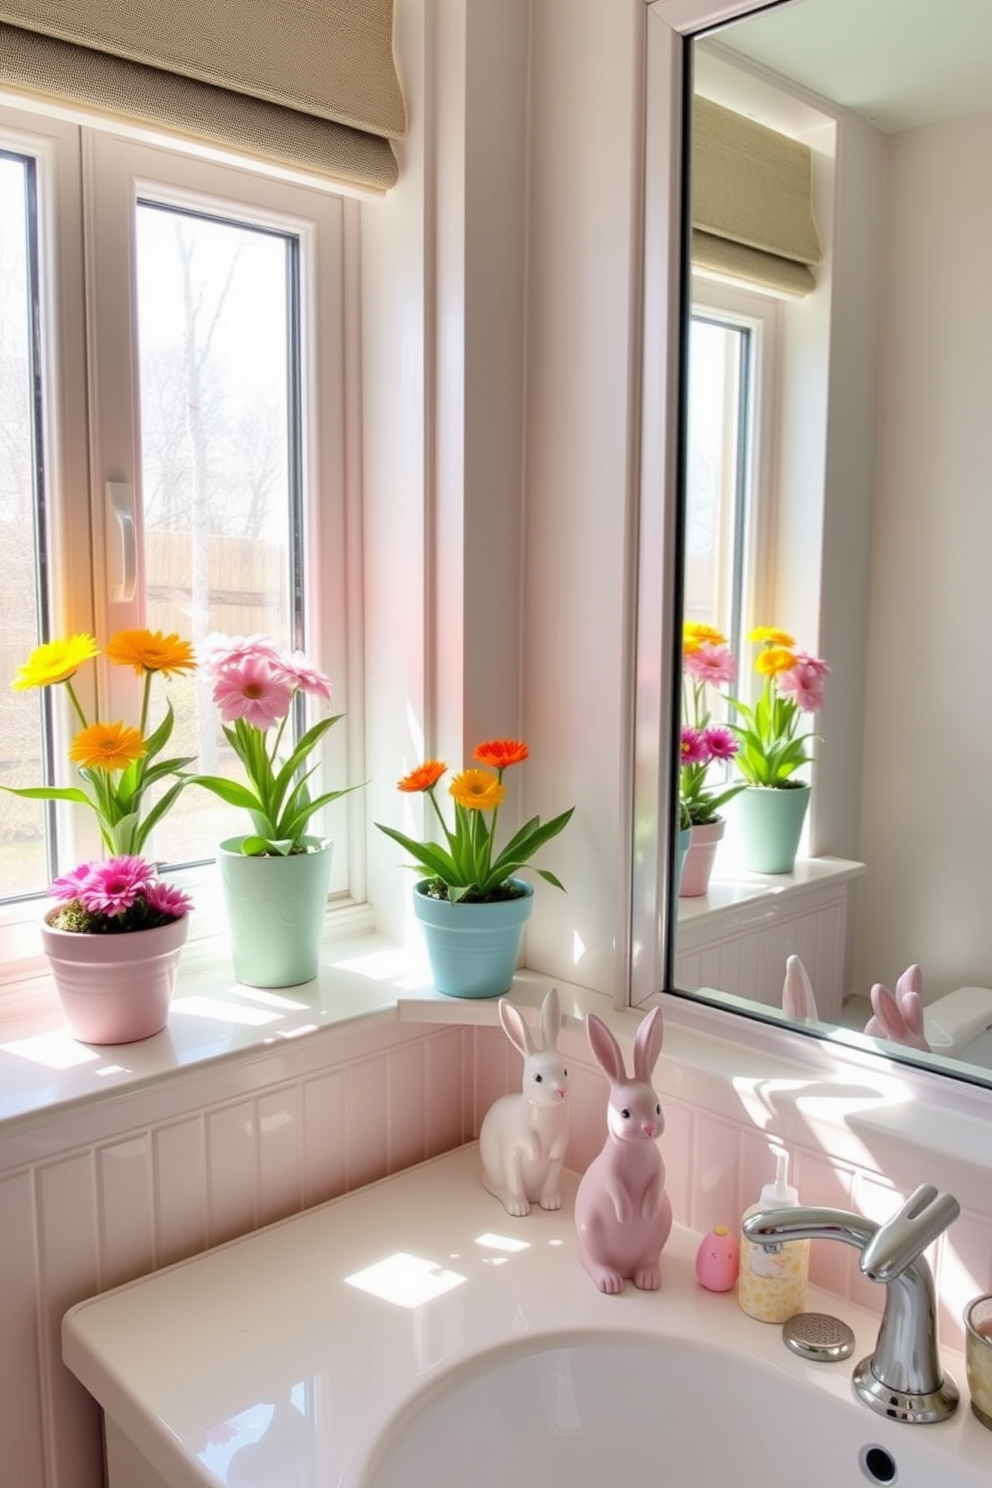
(62, 1143, 987, 1488)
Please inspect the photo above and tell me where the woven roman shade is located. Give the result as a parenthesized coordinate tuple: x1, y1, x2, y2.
(0, 0, 406, 192)
(692, 96, 822, 298)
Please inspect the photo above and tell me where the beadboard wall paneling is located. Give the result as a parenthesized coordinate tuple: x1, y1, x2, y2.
(3, 1021, 483, 1488)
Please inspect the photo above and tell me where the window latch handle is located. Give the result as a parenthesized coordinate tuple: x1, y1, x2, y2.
(106, 481, 137, 603)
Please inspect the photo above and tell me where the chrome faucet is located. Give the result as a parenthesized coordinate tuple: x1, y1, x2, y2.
(743, 1183, 960, 1424)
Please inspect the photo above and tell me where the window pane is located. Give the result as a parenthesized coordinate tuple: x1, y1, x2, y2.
(134, 203, 301, 865)
(684, 314, 748, 648)
(0, 152, 50, 898)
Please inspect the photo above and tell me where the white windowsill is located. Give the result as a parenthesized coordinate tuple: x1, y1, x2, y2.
(0, 911, 616, 1135)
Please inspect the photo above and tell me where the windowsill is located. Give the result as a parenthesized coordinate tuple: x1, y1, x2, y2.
(0, 913, 616, 1134)
(676, 853, 865, 926)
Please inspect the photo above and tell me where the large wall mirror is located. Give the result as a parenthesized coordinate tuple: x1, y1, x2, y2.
(640, 0, 992, 1089)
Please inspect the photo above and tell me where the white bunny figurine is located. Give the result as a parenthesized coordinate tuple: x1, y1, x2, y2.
(574, 1005, 673, 1293)
(864, 964, 931, 1053)
(479, 987, 571, 1217)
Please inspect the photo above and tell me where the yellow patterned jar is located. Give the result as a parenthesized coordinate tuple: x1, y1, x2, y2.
(738, 1151, 809, 1324)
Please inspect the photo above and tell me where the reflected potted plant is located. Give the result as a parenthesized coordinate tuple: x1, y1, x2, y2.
(188, 634, 359, 988)
(3, 629, 198, 1041)
(376, 740, 573, 998)
(680, 623, 745, 896)
(728, 626, 830, 874)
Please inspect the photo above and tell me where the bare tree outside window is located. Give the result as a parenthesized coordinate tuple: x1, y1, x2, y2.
(135, 204, 298, 866)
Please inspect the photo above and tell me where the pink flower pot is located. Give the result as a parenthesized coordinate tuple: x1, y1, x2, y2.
(678, 818, 725, 898)
(41, 912, 189, 1044)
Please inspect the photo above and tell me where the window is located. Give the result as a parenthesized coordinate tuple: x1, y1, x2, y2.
(684, 278, 779, 707)
(0, 99, 359, 963)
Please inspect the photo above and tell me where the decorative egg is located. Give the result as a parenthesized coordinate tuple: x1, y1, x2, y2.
(695, 1224, 740, 1292)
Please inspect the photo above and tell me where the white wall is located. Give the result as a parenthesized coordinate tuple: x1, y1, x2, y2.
(855, 107, 992, 1001)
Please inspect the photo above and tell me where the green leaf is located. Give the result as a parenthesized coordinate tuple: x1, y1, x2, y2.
(536, 867, 566, 890)
(141, 700, 176, 762)
(187, 773, 263, 811)
(0, 784, 93, 807)
(488, 806, 574, 881)
(376, 822, 458, 882)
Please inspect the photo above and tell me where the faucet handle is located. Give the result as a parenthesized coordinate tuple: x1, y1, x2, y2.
(861, 1184, 960, 1283)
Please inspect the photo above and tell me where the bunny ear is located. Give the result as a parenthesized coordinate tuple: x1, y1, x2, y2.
(782, 955, 818, 1023)
(540, 987, 562, 1051)
(586, 1013, 627, 1083)
(896, 964, 923, 1003)
(632, 1005, 664, 1083)
(498, 1000, 534, 1057)
(868, 981, 899, 1036)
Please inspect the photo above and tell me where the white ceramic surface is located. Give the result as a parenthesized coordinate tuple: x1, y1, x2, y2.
(63, 1145, 992, 1488)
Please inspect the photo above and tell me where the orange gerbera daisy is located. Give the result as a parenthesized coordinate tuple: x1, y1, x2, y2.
(397, 760, 447, 793)
(69, 722, 147, 772)
(473, 738, 529, 770)
(105, 629, 196, 676)
(449, 769, 505, 812)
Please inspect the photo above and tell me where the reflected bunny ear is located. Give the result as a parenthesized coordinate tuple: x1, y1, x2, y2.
(782, 955, 818, 1023)
(896, 964, 923, 1003)
(865, 981, 898, 1040)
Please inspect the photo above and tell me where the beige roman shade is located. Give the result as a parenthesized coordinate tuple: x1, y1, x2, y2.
(692, 95, 822, 298)
(0, 0, 406, 192)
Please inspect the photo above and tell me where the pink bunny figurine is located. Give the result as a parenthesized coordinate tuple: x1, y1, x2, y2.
(479, 987, 571, 1217)
(782, 954, 819, 1024)
(864, 964, 931, 1053)
(574, 1005, 673, 1293)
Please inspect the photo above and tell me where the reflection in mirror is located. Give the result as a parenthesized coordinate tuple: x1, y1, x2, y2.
(660, 0, 992, 1087)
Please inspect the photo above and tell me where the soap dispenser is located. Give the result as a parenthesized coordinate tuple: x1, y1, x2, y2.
(738, 1149, 809, 1323)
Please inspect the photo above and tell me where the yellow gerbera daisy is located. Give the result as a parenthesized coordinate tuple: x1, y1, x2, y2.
(10, 633, 99, 691)
(756, 645, 797, 678)
(69, 722, 147, 772)
(105, 629, 196, 676)
(683, 620, 727, 655)
(749, 626, 796, 648)
(449, 769, 505, 812)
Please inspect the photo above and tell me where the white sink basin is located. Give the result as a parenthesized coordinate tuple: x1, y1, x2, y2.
(62, 1145, 992, 1488)
(364, 1330, 985, 1488)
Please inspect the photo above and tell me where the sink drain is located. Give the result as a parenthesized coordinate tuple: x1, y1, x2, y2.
(859, 1444, 897, 1484)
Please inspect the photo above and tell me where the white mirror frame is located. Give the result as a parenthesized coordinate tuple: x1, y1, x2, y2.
(630, 0, 806, 1008)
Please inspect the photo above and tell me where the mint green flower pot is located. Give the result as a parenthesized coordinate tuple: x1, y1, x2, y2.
(735, 784, 811, 874)
(413, 878, 534, 998)
(219, 836, 331, 987)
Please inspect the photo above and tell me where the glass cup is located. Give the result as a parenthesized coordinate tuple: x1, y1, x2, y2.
(964, 1295, 992, 1428)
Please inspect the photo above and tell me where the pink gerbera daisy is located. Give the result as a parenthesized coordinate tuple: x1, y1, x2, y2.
(703, 725, 739, 760)
(144, 881, 194, 920)
(50, 862, 97, 902)
(198, 632, 284, 682)
(212, 655, 294, 728)
(78, 856, 154, 916)
(279, 650, 333, 703)
(777, 661, 826, 713)
(684, 641, 737, 687)
(680, 725, 709, 765)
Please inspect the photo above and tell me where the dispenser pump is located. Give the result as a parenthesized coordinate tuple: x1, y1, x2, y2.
(759, 1149, 799, 1209)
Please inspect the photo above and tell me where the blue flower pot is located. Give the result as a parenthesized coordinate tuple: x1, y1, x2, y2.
(735, 784, 811, 874)
(413, 878, 534, 998)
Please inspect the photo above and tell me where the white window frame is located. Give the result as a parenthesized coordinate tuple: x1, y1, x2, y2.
(688, 275, 781, 701)
(0, 98, 366, 981)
